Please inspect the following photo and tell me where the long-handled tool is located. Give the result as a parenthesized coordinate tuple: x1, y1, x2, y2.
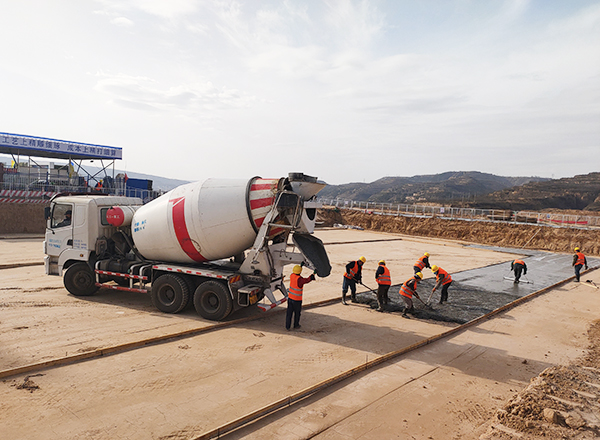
(414, 294, 433, 310)
(426, 289, 436, 306)
(583, 280, 599, 290)
(503, 276, 533, 284)
(359, 282, 377, 295)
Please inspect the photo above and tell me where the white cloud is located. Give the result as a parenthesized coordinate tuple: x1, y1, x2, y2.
(111, 16, 134, 27)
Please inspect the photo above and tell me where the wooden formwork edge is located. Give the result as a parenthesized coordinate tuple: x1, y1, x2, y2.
(193, 266, 598, 440)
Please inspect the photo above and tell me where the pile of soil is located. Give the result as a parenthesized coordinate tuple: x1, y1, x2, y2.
(480, 321, 600, 439)
(318, 208, 600, 256)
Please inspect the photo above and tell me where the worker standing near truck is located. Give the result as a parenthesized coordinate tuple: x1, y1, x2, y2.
(375, 260, 391, 311)
(400, 272, 422, 316)
(431, 265, 452, 304)
(414, 252, 431, 274)
(286, 265, 315, 330)
(510, 259, 527, 283)
(572, 247, 588, 282)
(342, 256, 366, 305)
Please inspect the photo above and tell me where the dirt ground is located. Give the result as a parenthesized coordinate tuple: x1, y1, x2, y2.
(1, 226, 599, 439)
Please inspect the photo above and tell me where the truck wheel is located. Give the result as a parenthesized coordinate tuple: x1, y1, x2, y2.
(64, 263, 99, 296)
(151, 274, 189, 313)
(193, 280, 233, 321)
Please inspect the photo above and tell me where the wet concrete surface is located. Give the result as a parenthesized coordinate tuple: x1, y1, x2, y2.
(355, 246, 600, 324)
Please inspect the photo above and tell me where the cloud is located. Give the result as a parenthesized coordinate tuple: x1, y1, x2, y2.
(95, 0, 200, 20)
(94, 73, 255, 113)
(111, 16, 134, 27)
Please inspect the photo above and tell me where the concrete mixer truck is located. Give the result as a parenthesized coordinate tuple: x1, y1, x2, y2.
(43, 173, 331, 321)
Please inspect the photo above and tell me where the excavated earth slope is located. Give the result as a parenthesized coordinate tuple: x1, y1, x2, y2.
(318, 208, 600, 256)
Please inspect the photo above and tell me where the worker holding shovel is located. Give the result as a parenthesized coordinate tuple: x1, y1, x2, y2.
(342, 256, 366, 305)
(375, 260, 391, 311)
(573, 247, 588, 282)
(510, 259, 527, 283)
(430, 265, 452, 304)
(400, 272, 423, 316)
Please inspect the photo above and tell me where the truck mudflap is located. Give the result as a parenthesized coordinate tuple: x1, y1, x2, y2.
(292, 233, 331, 277)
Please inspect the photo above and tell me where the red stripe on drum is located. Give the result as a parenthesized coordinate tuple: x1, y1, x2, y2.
(170, 196, 207, 263)
(250, 183, 275, 191)
(250, 197, 274, 210)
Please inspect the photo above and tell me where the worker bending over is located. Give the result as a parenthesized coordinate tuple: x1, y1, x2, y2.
(375, 260, 391, 311)
(286, 265, 315, 331)
(400, 272, 422, 316)
(414, 252, 431, 274)
(572, 247, 588, 282)
(431, 265, 452, 304)
(342, 256, 366, 305)
(510, 259, 527, 283)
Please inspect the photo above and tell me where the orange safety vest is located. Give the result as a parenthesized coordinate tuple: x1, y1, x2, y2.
(344, 261, 360, 280)
(435, 267, 452, 285)
(575, 252, 586, 266)
(514, 260, 525, 266)
(400, 277, 418, 298)
(414, 255, 427, 270)
(288, 273, 304, 301)
(376, 265, 391, 286)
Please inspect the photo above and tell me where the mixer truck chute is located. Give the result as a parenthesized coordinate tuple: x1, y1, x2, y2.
(44, 173, 331, 321)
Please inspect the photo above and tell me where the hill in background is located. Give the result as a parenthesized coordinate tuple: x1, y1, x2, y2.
(319, 171, 548, 205)
(467, 172, 600, 211)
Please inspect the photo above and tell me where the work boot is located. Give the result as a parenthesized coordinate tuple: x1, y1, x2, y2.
(294, 324, 301, 329)
(351, 295, 357, 303)
(342, 299, 348, 305)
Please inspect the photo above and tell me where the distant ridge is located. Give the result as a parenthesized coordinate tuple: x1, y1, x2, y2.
(467, 172, 600, 211)
(319, 171, 548, 205)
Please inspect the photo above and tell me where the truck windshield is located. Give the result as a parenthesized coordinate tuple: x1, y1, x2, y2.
(51, 204, 73, 228)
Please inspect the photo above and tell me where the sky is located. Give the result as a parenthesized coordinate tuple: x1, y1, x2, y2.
(0, 0, 599, 185)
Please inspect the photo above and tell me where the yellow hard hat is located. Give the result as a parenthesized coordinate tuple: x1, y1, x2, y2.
(379, 260, 385, 265)
(431, 265, 439, 272)
(424, 252, 430, 257)
(415, 272, 423, 279)
(292, 265, 302, 274)
(359, 256, 366, 263)
(574, 247, 580, 252)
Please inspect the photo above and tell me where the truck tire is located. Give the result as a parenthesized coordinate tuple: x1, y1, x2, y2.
(64, 263, 99, 296)
(151, 274, 189, 314)
(193, 280, 233, 321)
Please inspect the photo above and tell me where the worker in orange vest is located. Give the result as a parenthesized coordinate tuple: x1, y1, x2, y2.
(375, 260, 391, 311)
(572, 247, 588, 282)
(400, 272, 422, 316)
(286, 265, 315, 330)
(510, 259, 527, 283)
(414, 252, 431, 274)
(342, 256, 366, 305)
(431, 265, 452, 304)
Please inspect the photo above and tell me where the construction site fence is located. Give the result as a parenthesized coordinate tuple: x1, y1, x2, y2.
(0, 179, 162, 204)
(318, 198, 600, 230)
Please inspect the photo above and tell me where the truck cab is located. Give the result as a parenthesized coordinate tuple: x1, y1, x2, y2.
(44, 195, 143, 278)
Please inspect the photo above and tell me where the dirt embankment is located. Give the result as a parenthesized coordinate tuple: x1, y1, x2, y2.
(481, 321, 600, 439)
(318, 208, 600, 256)
(0, 203, 46, 234)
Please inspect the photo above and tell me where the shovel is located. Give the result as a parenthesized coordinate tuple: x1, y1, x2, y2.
(583, 280, 599, 290)
(360, 282, 377, 295)
(426, 289, 436, 306)
(414, 294, 433, 310)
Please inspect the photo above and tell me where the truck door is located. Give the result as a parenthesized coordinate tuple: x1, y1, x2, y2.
(46, 203, 74, 257)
